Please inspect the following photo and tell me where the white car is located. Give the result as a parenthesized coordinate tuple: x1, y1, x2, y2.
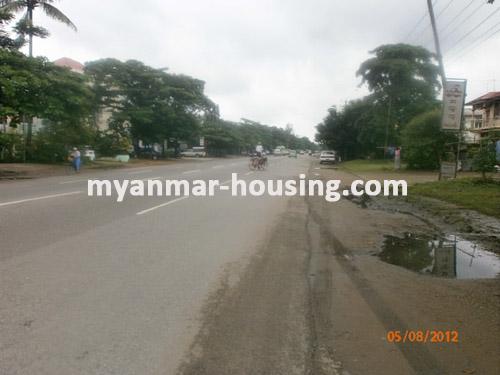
(83, 149, 96, 161)
(319, 151, 337, 164)
(180, 147, 206, 157)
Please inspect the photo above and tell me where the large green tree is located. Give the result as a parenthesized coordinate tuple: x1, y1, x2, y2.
(85, 59, 217, 151)
(0, 49, 94, 160)
(356, 44, 441, 149)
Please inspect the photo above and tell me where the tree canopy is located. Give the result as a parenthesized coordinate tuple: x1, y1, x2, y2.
(316, 44, 442, 160)
(85, 58, 217, 145)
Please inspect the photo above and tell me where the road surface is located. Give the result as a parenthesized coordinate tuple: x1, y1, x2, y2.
(0, 156, 311, 375)
(2, 156, 499, 375)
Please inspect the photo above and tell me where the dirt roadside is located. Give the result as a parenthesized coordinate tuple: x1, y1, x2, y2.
(306, 166, 499, 374)
(175, 165, 499, 375)
(0, 159, 207, 180)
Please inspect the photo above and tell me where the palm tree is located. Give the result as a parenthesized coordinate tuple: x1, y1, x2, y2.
(0, 0, 76, 57)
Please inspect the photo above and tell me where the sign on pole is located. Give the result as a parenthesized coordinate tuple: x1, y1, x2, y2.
(441, 80, 466, 130)
(440, 161, 456, 179)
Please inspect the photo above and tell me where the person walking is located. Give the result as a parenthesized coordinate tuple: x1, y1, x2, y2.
(394, 147, 401, 170)
(70, 147, 81, 173)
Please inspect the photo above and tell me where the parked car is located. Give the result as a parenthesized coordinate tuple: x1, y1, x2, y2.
(319, 151, 337, 164)
(288, 150, 298, 158)
(83, 149, 96, 161)
(180, 147, 206, 157)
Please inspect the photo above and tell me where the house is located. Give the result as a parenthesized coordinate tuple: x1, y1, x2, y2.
(53, 57, 85, 74)
(54, 57, 113, 132)
(462, 106, 482, 144)
(466, 92, 500, 140)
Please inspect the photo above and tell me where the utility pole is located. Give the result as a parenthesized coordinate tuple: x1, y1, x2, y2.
(427, 0, 446, 86)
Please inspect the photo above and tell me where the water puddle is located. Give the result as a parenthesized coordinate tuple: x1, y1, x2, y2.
(378, 233, 500, 279)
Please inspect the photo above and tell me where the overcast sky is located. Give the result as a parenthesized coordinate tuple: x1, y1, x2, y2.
(18, 0, 500, 139)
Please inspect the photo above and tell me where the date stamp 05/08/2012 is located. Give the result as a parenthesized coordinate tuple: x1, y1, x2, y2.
(386, 330, 459, 344)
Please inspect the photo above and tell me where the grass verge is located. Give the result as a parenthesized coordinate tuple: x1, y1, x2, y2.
(410, 178, 500, 219)
(340, 159, 398, 172)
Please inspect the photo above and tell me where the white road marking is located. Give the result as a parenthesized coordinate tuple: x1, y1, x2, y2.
(0, 191, 82, 207)
(59, 179, 88, 184)
(182, 169, 200, 175)
(127, 169, 153, 175)
(212, 165, 224, 169)
(244, 171, 254, 176)
(136, 196, 189, 216)
(141, 176, 161, 181)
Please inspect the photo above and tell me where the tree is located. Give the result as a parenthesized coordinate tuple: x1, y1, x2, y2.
(472, 139, 497, 179)
(0, 0, 76, 57)
(0, 49, 94, 160)
(315, 98, 376, 160)
(0, 7, 18, 49)
(85, 59, 217, 153)
(401, 109, 455, 170)
(357, 44, 441, 149)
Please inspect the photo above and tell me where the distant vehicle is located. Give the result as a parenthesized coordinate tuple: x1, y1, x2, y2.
(288, 150, 298, 158)
(319, 151, 337, 164)
(180, 147, 206, 157)
(299, 150, 305, 155)
(83, 149, 96, 161)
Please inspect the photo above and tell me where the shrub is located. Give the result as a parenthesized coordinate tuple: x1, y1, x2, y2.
(402, 110, 456, 170)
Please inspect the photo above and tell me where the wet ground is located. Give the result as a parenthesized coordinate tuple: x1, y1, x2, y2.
(378, 233, 500, 279)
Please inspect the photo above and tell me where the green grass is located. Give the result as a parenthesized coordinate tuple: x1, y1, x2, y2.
(340, 159, 397, 172)
(410, 178, 500, 219)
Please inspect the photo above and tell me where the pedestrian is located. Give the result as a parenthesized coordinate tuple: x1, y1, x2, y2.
(394, 147, 401, 170)
(70, 147, 81, 173)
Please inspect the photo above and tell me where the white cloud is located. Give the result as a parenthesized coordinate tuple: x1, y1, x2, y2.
(22, 0, 500, 139)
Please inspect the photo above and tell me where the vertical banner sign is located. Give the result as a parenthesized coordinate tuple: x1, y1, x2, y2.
(441, 80, 466, 130)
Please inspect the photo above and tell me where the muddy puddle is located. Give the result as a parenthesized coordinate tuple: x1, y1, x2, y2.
(378, 233, 500, 279)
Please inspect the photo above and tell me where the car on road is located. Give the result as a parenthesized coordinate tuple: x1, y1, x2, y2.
(319, 151, 337, 164)
(180, 147, 206, 157)
(83, 149, 96, 161)
(288, 150, 298, 158)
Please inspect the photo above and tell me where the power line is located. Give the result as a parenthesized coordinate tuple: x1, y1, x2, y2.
(436, 0, 456, 18)
(447, 18, 500, 57)
(441, 0, 488, 43)
(410, 0, 442, 45)
(439, 0, 475, 35)
(444, 7, 500, 54)
(404, 0, 438, 42)
(449, 23, 500, 62)
(403, 11, 430, 42)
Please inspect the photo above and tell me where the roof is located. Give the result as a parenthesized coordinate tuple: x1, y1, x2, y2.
(466, 91, 500, 106)
(53, 57, 84, 73)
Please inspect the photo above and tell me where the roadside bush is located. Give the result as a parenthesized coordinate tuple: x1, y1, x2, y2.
(0, 133, 23, 162)
(471, 139, 497, 179)
(402, 109, 456, 170)
(95, 131, 131, 156)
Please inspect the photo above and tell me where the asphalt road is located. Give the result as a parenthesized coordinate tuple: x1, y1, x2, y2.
(0, 156, 311, 375)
